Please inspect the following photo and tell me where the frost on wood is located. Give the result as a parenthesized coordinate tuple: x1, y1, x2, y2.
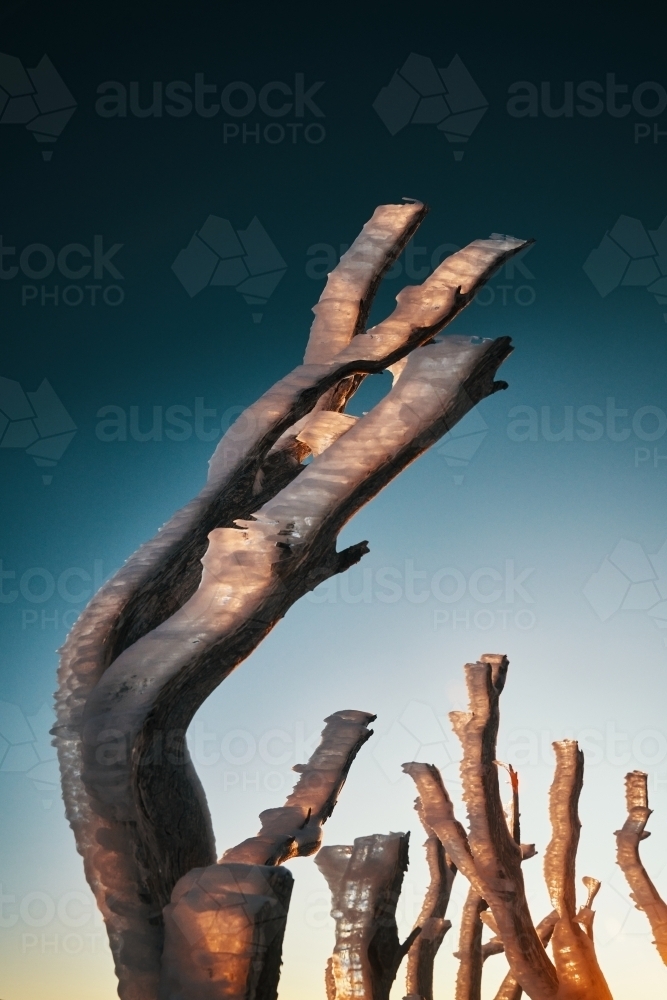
(315, 832, 419, 1000)
(615, 770, 667, 964)
(159, 710, 373, 1000)
(403, 655, 614, 1000)
(53, 199, 528, 999)
(404, 800, 456, 1000)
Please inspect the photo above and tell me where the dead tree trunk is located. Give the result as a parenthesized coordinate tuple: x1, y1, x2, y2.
(403, 654, 614, 1000)
(316, 832, 419, 1000)
(53, 200, 530, 999)
(615, 770, 667, 964)
(159, 710, 373, 1000)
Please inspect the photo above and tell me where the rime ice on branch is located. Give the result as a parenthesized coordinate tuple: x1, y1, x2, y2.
(404, 654, 614, 1000)
(405, 800, 457, 1000)
(615, 770, 667, 965)
(316, 832, 419, 1000)
(53, 199, 530, 1000)
(159, 710, 374, 1000)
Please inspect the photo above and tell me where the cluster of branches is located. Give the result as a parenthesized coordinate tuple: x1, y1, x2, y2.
(51, 197, 667, 999)
(54, 200, 530, 999)
(156, 652, 667, 1000)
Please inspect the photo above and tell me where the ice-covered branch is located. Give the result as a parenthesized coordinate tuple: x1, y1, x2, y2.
(544, 741, 612, 1000)
(447, 656, 558, 999)
(407, 659, 613, 1000)
(454, 887, 488, 1000)
(222, 709, 375, 866)
(405, 802, 457, 1000)
(316, 833, 419, 1000)
(54, 204, 530, 998)
(615, 770, 667, 964)
(158, 709, 373, 1000)
(492, 911, 559, 1000)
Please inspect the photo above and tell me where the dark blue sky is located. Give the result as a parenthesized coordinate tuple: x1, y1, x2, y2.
(1, 3, 667, 998)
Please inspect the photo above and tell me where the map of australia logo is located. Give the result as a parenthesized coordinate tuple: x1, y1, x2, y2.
(171, 215, 287, 324)
(373, 53, 488, 160)
(0, 53, 77, 160)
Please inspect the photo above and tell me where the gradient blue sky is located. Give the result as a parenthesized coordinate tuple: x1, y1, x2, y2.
(1, 2, 667, 997)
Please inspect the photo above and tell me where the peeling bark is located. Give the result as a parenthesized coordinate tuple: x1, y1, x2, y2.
(615, 770, 667, 964)
(316, 833, 419, 1000)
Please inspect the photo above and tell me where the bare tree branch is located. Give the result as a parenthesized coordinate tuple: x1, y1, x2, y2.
(545, 741, 613, 1000)
(492, 911, 559, 1000)
(158, 710, 373, 1000)
(454, 887, 488, 1000)
(405, 802, 456, 1000)
(406, 658, 613, 1000)
(447, 655, 558, 999)
(455, 761, 535, 1000)
(54, 204, 530, 998)
(615, 770, 667, 964)
(316, 833, 419, 1000)
(159, 863, 293, 1000)
(222, 709, 375, 866)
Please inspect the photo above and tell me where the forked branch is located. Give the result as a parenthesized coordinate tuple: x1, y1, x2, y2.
(54, 202, 530, 999)
(404, 656, 615, 1000)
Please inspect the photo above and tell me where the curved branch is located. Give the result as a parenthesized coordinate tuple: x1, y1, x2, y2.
(55, 209, 529, 998)
(454, 887, 487, 1000)
(159, 709, 372, 1000)
(405, 802, 456, 1000)
(615, 770, 667, 964)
